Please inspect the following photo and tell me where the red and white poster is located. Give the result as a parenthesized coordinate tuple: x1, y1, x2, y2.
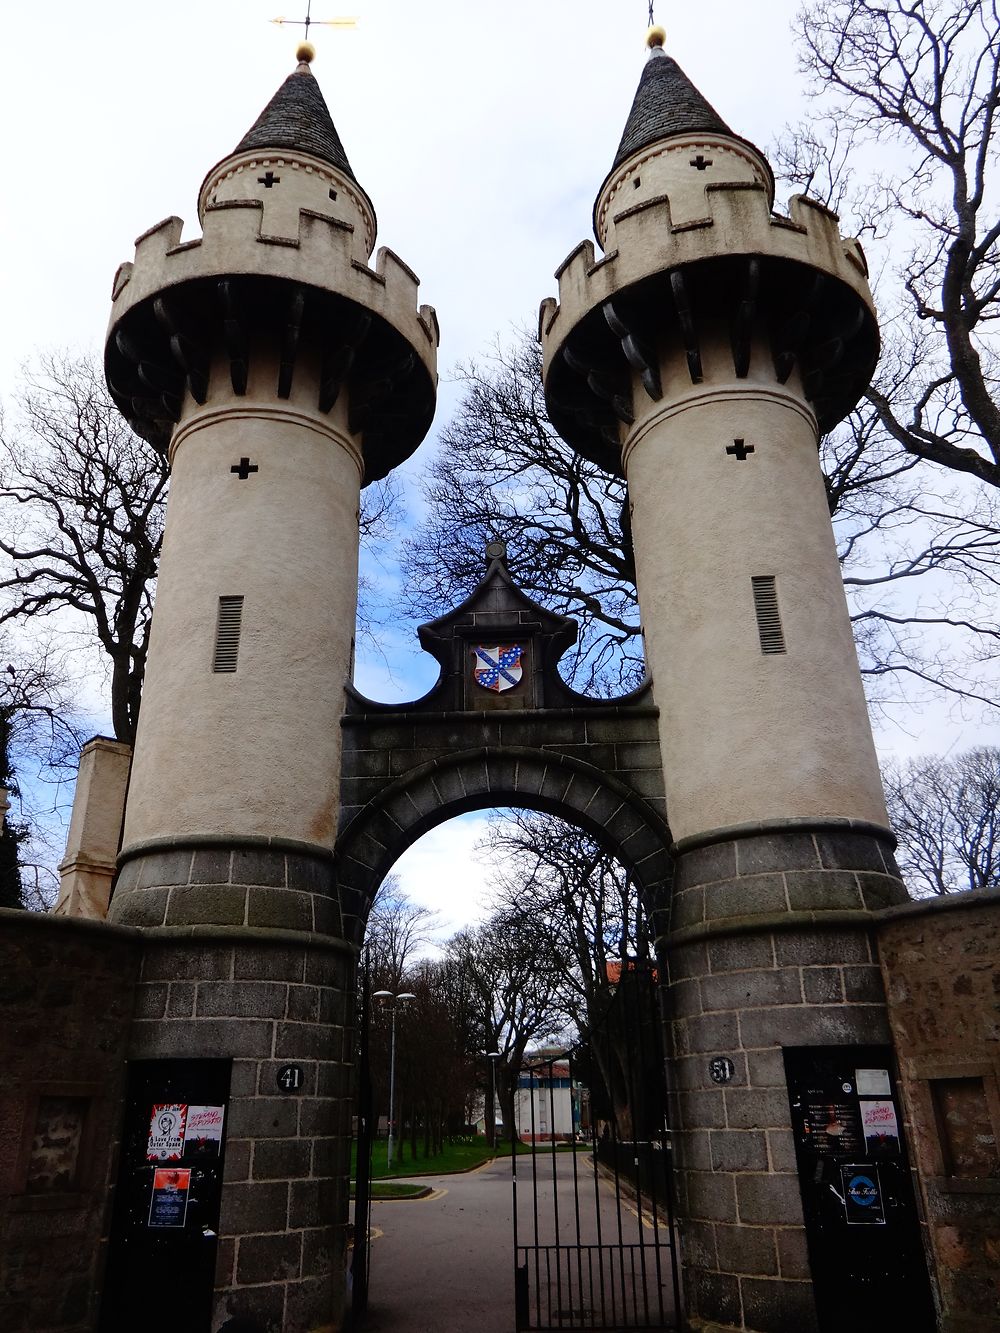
(185, 1104, 225, 1157)
(146, 1104, 187, 1161)
(861, 1099, 901, 1155)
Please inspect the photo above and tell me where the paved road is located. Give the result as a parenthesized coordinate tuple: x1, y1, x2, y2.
(361, 1153, 677, 1333)
(364, 1157, 514, 1333)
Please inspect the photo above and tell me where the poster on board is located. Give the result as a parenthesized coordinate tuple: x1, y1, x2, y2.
(184, 1105, 225, 1159)
(801, 1097, 864, 1156)
(841, 1164, 887, 1225)
(861, 1099, 901, 1155)
(855, 1068, 892, 1097)
(148, 1167, 192, 1228)
(146, 1104, 187, 1161)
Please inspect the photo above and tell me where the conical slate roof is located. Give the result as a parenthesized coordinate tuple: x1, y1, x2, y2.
(234, 63, 357, 182)
(612, 49, 733, 169)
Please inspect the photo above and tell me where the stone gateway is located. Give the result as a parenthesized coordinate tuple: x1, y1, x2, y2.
(0, 26, 997, 1333)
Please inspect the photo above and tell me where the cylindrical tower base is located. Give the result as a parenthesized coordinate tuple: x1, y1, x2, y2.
(663, 821, 932, 1333)
(101, 843, 358, 1333)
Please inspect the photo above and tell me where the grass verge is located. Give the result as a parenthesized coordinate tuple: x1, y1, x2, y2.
(352, 1138, 590, 1180)
(359, 1181, 431, 1200)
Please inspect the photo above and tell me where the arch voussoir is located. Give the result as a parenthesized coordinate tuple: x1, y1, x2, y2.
(334, 744, 673, 934)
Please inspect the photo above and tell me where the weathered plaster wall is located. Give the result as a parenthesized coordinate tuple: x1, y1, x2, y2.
(0, 911, 139, 1332)
(625, 363, 889, 840)
(877, 891, 1000, 1332)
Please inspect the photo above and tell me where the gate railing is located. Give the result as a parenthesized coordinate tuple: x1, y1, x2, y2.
(512, 960, 681, 1331)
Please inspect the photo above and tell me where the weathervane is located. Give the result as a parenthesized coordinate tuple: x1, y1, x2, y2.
(270, 0, 358, 42)
(648, 1, 655, 25)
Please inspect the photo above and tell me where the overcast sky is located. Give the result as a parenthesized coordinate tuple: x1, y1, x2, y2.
(2, 2, 997, 932)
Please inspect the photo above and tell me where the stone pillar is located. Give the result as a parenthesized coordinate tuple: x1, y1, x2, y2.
(539, 43, 913, 1331)
(53, 736, 131, 920)
(120, 899, 357, 1331)
(619, 320, 907, 1332)
(101, 52, 436, 1333)
(665, 824, 903, 1331)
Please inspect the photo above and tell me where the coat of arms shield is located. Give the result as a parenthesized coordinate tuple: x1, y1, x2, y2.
(471, 644, 524, 693)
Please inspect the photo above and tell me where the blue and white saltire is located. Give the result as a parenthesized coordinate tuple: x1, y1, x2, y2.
(472, 644, 524, 692)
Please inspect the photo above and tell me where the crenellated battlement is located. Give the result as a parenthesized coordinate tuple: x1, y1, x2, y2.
(111, 199, 438, 364)
(105, 196, 438, 481)
(544, 182, 872, 354)
(540, 181, 878, 469)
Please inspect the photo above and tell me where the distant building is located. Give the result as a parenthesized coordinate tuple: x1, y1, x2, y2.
(516, 1052, 591, 1143)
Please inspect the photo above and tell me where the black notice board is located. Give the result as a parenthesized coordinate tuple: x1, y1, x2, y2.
(98, 1058, 232, 1333)
(784, 1045, 934, 1333)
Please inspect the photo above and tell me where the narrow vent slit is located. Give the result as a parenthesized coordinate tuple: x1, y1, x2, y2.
(751, 576, 786, 654)
(213, 595, 244, 672)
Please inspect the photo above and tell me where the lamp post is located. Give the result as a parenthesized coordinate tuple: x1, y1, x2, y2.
(486, 1051, 501, 1147)
(372, 990, 415, 1173)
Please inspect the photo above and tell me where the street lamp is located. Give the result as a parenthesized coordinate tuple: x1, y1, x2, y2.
(486, 1051, 501, 1147)
(372, 991, 416, 1172)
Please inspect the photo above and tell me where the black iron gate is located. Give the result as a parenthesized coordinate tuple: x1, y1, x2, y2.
(512, 961, 681, 1330)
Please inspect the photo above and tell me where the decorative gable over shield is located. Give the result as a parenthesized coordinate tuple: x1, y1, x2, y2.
(346, 542, 650, 715)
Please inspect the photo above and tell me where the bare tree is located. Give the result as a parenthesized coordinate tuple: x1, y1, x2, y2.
(365, 874, 438, 992)
(386, 958, 480, 1161)
(446, 913, 565, 1140)
(0, 354, 168, 745)
(883, 746, 1000, 895)
(401, 336, 640, 694)
(485, 811, 648, 1031)
(784, 0, 1000, 487)
(0, 638, 82, 909)
(484, 811, 658, 1138)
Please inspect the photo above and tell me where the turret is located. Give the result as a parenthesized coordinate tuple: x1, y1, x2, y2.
(540, 29, 922, 1333)
(540, 27, 883, 840)
(106, 46, 437, 877)
(99, 48, 437, 1331)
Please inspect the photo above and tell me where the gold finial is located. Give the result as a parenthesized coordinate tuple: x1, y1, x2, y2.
(646, 24, 667, 49)
(297, 40, 316, 62)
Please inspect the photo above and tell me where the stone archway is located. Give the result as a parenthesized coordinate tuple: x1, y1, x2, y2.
(334, 557, 678, 1327)
(335, 743, 673, 944)
(333, 548, 673, 943)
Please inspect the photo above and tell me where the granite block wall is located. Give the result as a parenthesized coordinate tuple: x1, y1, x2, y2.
(663, 820, 907, 1333)
(115, 840, 358, 1333)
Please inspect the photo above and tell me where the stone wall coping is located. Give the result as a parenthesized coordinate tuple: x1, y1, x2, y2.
(663, 908, 877, 950)
(81, 734, 131, 754)
(118, 832, 334, 867)
(139, 924, 357, 954)
(671, 816, 897, 855)
(0, 906, 139, 942)
(874, 883, 999, 924)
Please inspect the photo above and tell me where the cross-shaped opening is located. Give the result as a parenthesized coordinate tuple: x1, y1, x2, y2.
(231, 457, 259, 479)
(258, 171, 281, 189)
(690, 154, 713, 171)
(726, 439, 755, 461)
